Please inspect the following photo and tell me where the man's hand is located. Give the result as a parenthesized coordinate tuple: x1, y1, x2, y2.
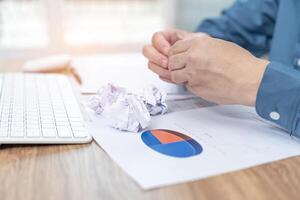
(142, 29, 192, 82)
(168, 34, 269, 106)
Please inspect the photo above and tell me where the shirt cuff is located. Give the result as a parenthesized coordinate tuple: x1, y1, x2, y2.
(255, 61, 300, 137)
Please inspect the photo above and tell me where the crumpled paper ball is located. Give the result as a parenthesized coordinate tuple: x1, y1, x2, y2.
(102, 94, 151, 132)
(88, 83, 167, 132)
(142, 85, 167, 116)
(88, 83, 126, 114)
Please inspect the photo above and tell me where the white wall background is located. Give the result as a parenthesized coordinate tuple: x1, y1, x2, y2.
(0, 0, 236, 60)
(173, 0, 235, 31)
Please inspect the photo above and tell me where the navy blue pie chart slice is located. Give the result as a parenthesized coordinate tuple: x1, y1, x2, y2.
(141, 129, 203, 158)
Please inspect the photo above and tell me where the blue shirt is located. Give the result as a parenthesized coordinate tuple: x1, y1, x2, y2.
(196, 0, 300, 137)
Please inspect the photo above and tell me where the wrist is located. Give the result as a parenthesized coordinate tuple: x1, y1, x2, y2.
(243, 58, 269, 106)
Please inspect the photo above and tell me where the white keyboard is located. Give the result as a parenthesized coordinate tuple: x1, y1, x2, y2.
(0, 73, 92, 144)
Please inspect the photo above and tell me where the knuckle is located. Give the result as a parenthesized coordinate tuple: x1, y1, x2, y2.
(159, 57, 166, 66)
(192, 34, 210, 46)
(168, 57, 175, 69)
(152, 31, 161, 43)
(142, 45, 150, 56)
(168, 48, 175, 56)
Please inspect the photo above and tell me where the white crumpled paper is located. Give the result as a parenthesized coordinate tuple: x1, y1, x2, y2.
(88, 83, 126, 114)
(88, 84, 167, 132)
(142, 85, 167, 116)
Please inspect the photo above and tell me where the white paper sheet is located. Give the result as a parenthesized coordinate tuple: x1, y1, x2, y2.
(71, 53, 185, 94)
(87, 103, 300, 189)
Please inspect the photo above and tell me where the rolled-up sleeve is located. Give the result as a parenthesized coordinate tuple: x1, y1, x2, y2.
(196, 0, 278, 57)
(256, 62, 300, 137)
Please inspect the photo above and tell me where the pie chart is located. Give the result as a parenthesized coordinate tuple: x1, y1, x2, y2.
(141, 129, 203, 158)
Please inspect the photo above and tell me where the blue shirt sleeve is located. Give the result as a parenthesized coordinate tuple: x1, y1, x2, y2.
(196, 0, 278, 57)
(256, 62, 300, 137)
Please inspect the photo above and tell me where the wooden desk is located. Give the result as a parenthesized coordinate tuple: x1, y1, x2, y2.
(0, 142, 300, 200)
(1, 60, 300, 200)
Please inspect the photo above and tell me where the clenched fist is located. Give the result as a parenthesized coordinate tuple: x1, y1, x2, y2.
(168, 33, 269, 106)
(142, 29, 192, 82)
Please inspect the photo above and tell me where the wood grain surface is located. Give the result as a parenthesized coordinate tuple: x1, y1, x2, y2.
(0, 142, 300, 200)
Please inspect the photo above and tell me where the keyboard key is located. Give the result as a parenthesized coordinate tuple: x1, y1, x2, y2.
(11, 122, 24, 127)
(73, 129, 88, 138)
(26, 125, 40, 130)
(41, 119, 55, 124)
(12, 117, 24, 122)
(42, 123, 55, 128)
(11, 130, 24, 138)
(0, 127, 9, 137)
(56, 122, 70, 126)
(42, 129, 57, 138)
(57, 127, 73, 138)
(69, 117, 83, 122)
(26, 122, 39, 127)
(27, 129, 41, 138)
(41, 116, 54, 120)
(11, 126, 23, 131)
(55, 117, 68, 122)
(1, 118, 9, 123)
(0, 122, 9, 127)
(70, 122, 85, 127)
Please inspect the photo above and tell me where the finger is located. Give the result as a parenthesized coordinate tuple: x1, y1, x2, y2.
(168, 52, 187, 71)
(152, 32, 171, 55)
(163, 30, 184, 46)
(143, 45, 168, 68)
(162, 29, 189, 45)
(148, 62, 171, 80)
(159, 76, 174, 84)
(169, 39, 192, 56)
(170, 68, 188, 84)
